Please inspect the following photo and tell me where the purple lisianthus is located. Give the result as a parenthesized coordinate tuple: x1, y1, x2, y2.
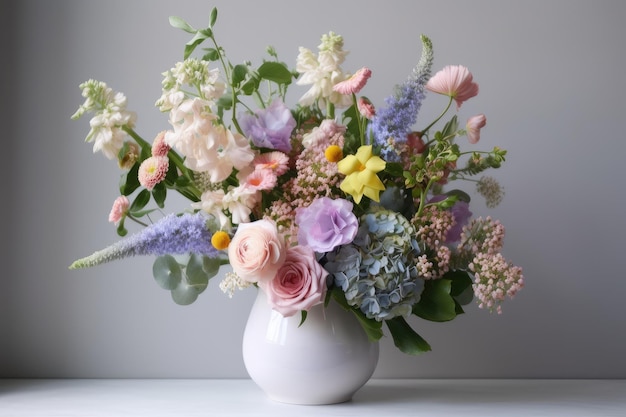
(296, 197, 358, 253)
(239, 99, 296, 153)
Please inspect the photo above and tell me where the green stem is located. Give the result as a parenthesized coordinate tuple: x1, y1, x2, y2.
(420, 96, 453, 135)
(351, 93, 365, 146)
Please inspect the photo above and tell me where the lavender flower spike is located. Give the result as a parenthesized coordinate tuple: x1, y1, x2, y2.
(69, 213, 219, 269)
(369, 35, 433, 162)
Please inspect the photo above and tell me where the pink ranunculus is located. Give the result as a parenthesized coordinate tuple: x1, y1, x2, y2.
(295, 197, 358, 253)
(425, 65, 479, 109)
(108, 196, 129, 223)
(228, 219, 286, 284)
(466, 114, 487, 144)
(260, 245, 328, 317)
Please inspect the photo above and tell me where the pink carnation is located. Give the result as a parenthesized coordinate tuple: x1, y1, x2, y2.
(138, 156, 169, 190)
(466, 114, 486, 144)
(260, 245, 328, 317)
(333, 67, 372, 95)
(108, 196, 129, 223)
(426, 65, 479, 109)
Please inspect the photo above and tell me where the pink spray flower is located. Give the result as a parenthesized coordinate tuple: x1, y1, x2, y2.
(243, 169, 278, 191)
(253, 151, 290, 176)
(108, 196, 130, 223)
(426, 65, 479, 108)
(466, 114, 487, 144)
(151, 130, 171, 157)
(333, 67, 372, 95)
(138, 156, 169, 190)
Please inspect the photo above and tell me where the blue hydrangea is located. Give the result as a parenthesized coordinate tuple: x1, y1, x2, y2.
(324, 209, 424, 321)
(368, 35, 433, 162)
(70, 213, 219, 269)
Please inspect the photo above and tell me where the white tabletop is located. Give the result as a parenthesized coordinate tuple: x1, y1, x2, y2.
(1, 378, 625, 416)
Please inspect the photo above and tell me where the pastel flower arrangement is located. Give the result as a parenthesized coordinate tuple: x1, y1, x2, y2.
(70, 8, 524, 354)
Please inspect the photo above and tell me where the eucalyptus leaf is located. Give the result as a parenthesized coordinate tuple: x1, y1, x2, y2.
(153, 255, 182, 290)
(171, 283, 200, 305)
(185, 254, 210, 289)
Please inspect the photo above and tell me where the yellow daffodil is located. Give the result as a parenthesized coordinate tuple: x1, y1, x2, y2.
(337, 145, 386, 204)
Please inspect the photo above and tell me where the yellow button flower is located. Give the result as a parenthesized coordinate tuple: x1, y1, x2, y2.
(337, 145, 386, 204)
(211, 231, 231, 250)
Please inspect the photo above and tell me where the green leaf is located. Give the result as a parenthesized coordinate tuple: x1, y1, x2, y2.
(412, 279, 457, 322)
(129, 189, 151, 212)
(208, 7, 218, 28)
(201, 256, 221, 277)
(257, 61, 293, 84)
(232, 64, 248, 86)
(169, 16, 196, 33)
(447, 270, 474, 306)
(298, 310, 308, 328)
(184, 30, 212, 60)
(153, 255, 182, 290)
(120, 164, 140, 196)
(445, 189, 471, 203)
(441, 115, 458, 138)
(331, 288, 383, 341)
(152, 185, 166, 209)
(202, 48, 221, 61)
(386, 316, 431, 355)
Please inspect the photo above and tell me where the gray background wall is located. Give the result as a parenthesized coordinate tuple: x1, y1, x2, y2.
(2, 0, 625, 378)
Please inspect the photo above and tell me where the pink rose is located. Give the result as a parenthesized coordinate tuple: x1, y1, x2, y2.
(260, 245, 328, 317)
(228, 219, 286, 284)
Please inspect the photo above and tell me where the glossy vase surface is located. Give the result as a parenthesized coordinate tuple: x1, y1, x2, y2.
(242, 289, 379, 405)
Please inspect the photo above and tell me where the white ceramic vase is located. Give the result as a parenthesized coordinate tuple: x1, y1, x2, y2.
(242, 288, 379, 405)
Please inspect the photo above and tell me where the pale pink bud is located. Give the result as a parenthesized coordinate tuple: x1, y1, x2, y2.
(108, 196, 130, 223)
(357, 97, 376, 119)
(466, 114, 487, 144)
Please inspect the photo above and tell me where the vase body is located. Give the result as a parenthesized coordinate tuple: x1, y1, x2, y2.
(242, 288, 379, 405)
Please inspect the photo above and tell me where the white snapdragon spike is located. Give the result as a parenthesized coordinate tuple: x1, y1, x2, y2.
(156, 60, 225, 112)
(296, 33, 351, 108)
(72, 79, 137, 160)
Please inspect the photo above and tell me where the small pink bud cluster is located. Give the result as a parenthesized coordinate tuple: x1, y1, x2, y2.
(469, 253, 524, 314)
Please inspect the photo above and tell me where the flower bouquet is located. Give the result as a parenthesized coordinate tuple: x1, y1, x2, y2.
(70, 7, 524, 356)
